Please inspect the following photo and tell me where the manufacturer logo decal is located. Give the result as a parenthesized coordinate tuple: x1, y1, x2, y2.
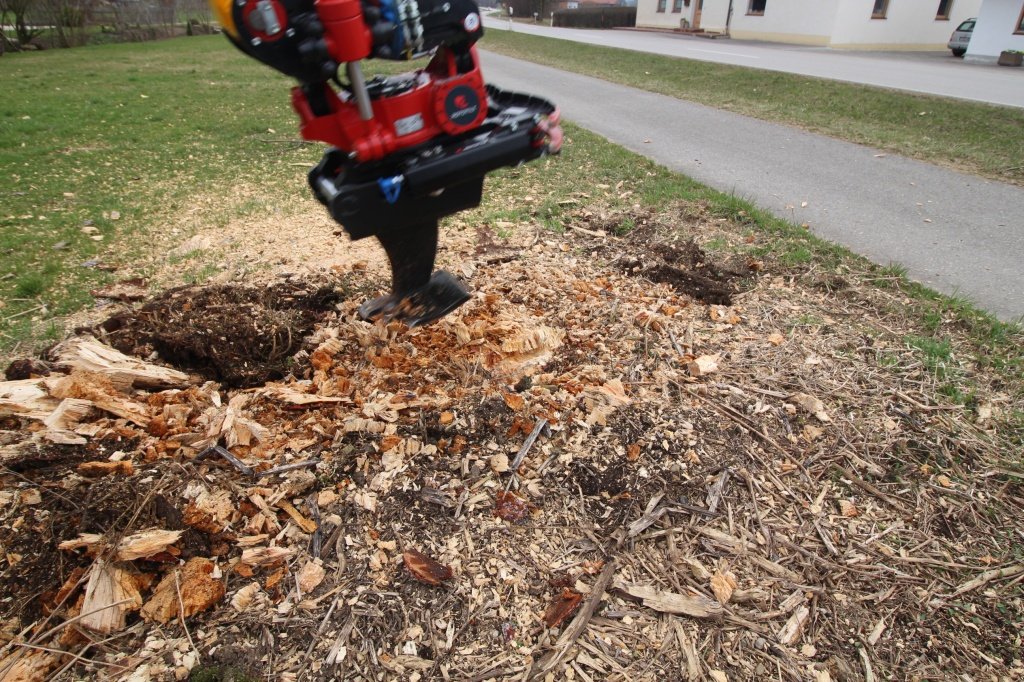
(463, 12, 480, 31)
(444, 85, 481, 127)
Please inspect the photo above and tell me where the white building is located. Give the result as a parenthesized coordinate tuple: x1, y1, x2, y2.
(636, 0, 983, 51)
(965, 0, 1024, 61)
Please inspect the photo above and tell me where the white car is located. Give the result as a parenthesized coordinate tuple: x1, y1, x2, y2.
(948, 18, 975, 57)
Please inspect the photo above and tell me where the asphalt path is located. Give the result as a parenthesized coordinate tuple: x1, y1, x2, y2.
(480, 51, 1024, 321)
(484, 19, 1024, 109)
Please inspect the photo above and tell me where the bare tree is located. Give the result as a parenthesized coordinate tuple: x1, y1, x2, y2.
(0, 0, 46, 49)
(39, 0, 90, 46)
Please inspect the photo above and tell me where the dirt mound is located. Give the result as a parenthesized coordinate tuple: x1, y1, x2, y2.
(92, 282, 347, 388)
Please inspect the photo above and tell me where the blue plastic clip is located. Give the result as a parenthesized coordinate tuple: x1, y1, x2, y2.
(379, 175, 403, 204)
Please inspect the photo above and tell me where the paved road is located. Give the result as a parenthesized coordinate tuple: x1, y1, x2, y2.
(480, 51, 1024, 321)
(483, 19, 1024, 109)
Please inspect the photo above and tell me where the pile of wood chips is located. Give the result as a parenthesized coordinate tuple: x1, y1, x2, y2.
(1, 221, 1022, 682)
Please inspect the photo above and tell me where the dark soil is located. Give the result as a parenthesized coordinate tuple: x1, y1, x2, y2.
(620, 229, 751, 306)
(91, 281, 347, 388)
(582, 213, 753, 305)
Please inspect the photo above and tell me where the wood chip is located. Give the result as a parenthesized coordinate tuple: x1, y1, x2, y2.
(79, 560, 144, 633)
(614, 581, 723, 619)
(776, 604, 810, 645)
(77, 460, 134, 478)
(686, 354, 720, 377)
(403, 548, 453, 586)
(140, 557, 225, 624)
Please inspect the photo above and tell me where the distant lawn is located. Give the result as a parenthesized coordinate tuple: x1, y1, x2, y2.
(479, 30, 1024, 185)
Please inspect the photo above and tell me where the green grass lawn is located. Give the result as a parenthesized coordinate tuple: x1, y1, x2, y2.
(0, 36, 314, 349)
(479, 30, 1024, 185)
(0, 35, 1019, 388)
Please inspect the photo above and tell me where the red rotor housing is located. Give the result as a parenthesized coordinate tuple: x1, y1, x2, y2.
(291, 43, 487, 162)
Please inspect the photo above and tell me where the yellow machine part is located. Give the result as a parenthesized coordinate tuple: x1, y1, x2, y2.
(209, 0, 239, 39)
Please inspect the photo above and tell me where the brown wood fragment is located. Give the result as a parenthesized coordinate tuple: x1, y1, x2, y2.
(532, 559, 617, 679)
(46, 372, 151, 427)
(543, 588, 583, 629)
(77, 460, 134, 478)
(403, 548, 453, 586)
(116, 529, 184, 561)
(140, 557, 225, 624)
(0, 378, 60, 420)
(0, 648, 60, 681)
(240, 546, 293, 567)
(276, 499, 318, 533)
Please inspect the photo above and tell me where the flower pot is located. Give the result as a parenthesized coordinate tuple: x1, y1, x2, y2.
(997, 51, 1023, 66)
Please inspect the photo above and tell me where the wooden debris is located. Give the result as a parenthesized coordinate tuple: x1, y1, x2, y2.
(543, 588, 583, 628)
(0, 378, 59, 420)
(710, 567, 738, 605)
(297, 559, 326, 593)
(613, 581, 723, 619)
(240, 546, 293, 567)
(403, 548, 453, 586)
(77, 460, 134, 478)
(230, 582, 263, 612)
(140, 557, 225, 624)
(0, 648, 60, 682)
(50, 335, 190, 388)
(46, 371, 151, 427)
(776, 604, 810, 645)
(116, 529, 184, 561)
(686, 353, 720, 377)
(949, 563, 1024, 598)
(276, 499, 318, 533)
(79, 560, 144, 633)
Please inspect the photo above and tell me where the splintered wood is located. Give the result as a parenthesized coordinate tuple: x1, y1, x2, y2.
(1, 204, 1022, 682)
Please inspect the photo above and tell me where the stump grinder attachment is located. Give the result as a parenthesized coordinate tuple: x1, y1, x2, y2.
(210, 0, 562, 325)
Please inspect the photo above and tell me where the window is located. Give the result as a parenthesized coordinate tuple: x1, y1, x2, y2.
(747, 0, 766, 16)
(871, 0, 888, 19)
(935, 0, 952, 20)
(657, 0, 666, 12)
(672, 0, 683, 12)
(1017, 3, 1024, 34)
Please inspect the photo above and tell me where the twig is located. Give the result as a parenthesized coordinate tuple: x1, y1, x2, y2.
(950, 563, 1024, 598)
(893, 390, 962, 412)
(297, 594, 342, 681)
(858, 644, 876, 682)
(505, 418, 550, 492)
(666, 328, 685, 358)
(836, 466, 907, 510)
(531, 559, 617, 679)
(12, 640, 129, 671)
(3, 304, 45, 322)
(259, 459, 321, 478)
(174, 570, 200, 659)
(307, 493, 322, 559)
(194, 445, 254, 476)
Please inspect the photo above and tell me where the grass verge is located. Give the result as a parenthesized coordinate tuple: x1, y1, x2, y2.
(479, 29, 1024, 185)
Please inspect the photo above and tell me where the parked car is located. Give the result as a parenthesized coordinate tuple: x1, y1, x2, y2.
(948, 18, 975, 57)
